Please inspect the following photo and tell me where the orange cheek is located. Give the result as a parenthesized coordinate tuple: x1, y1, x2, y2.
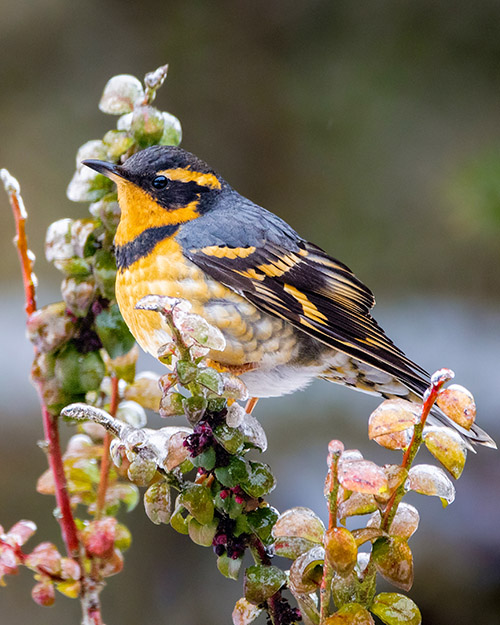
(114, 181, 199, 246)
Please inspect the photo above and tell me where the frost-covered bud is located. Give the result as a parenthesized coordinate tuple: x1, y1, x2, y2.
(25, 542, 62, 576)
(159, 391, 184, 418)
(221, 373, 249, 401)
(26, 302, 74, 352)
(110, 438, 126, 468)
(226, 403, 246, 428)
(89, 196, 121, 232)
(175, 312, 226, 351)
(45, 218, 74, 263)
(164, 430, 191, 471)
(61, 276, 96, 317)
(93, 249, 117, 300)
(68, 141, 113, 203)
(130, 106, 165, 147)
(6, 520, 37, 547)
(116, 112, 133, 132)
(75, 140, 108, 167)
(116, 400, 147, 428)
(103, 345, 139, 384)
(144, 64, 169, 95)
(65, 433, 93, 455)
(102, 130, 134, 161)
(31, 580, 55, 607)
(82, 518, 117, 559)
(70, 219, 98, 258)
(60, 557, 81, 581)
(127, 456, 157, 486)
(144, 482, 171, 525)
(99, 74, 145, 115)
(159, 112, 182, 146)
(124, 371, 162, 411)
(238, 413, 267, 452)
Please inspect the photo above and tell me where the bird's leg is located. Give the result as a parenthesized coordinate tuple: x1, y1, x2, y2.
(245, 397, 259, 414)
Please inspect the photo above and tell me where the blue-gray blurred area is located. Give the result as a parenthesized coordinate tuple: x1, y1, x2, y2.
(1, 1, 500, 623)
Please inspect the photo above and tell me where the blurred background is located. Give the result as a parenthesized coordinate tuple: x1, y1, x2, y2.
(1, 1, 500, 623)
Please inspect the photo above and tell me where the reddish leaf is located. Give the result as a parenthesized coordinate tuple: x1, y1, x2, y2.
(339, 460, 389, 496)
(324, 527, 358, 575)
(368, 503, 419, 540)
(369, 399, 418, 450)
(372, 537, 414, 591)
(272, 507, 325, 543)
(437, 385, 476, 430)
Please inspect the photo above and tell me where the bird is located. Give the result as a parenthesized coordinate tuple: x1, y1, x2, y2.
(83, 146, 493, 447)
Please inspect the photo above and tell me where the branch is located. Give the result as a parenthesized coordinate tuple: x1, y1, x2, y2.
(381, 368, 454, 531)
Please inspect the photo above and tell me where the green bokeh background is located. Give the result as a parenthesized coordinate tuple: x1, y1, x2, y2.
(1, 2, 500, 624)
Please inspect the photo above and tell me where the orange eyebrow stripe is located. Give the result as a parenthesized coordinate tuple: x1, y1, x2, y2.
(158, 168, 221, 190)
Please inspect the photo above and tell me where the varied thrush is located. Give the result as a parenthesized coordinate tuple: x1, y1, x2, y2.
(84, 146, 493, 447)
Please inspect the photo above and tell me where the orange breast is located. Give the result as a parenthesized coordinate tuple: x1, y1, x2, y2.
(115, 236, 299, 369)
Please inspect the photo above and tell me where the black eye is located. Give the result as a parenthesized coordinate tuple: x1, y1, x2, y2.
(152, 175, 168, 190)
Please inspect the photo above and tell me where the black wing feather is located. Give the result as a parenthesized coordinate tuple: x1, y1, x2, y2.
(178, 192, 429, 393)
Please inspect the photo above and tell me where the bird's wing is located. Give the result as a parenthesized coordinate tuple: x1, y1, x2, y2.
(179, 196, 430, 392)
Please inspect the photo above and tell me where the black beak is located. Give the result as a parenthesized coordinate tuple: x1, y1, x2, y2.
(82, 159, 128, 183)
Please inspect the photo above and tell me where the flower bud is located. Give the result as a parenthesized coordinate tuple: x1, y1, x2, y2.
(26, 302, 74, 352)
(61, 277, 96, 317)
(99, 74, 145, 115)
(159, 112, 182, 146)
(102, 130, 134, 160)
(130, 106, 165, 147)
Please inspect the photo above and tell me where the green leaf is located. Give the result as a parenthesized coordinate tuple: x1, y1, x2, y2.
(246, 507, 279, 545)
(217, 553, 243, 580)
(215, 456, 250, 488)
(93, 248, 117, 299)
(182, 396, 208, 424)
(95, 304, 135, 359)
(191, 447, 216, 471)
(241, 462, 276, 498)
(213, 423, 244, 455)
(179, 484, 214, 525)
(197, 368, 224, 394)
(370, 593, 421, 625)
(55, 343, 105, 394)
(244, 565, 286, 604)
(176, 360, 198, 384)
(188, 518, 218, 547)
(170, 502, 189, 535)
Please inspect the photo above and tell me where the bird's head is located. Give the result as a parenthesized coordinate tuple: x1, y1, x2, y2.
(83, 146, 223, 245)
